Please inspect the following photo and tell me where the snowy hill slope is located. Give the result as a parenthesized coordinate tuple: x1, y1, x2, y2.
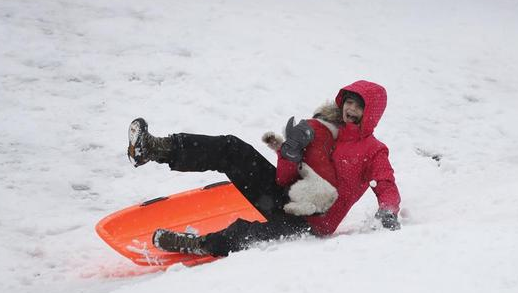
(1, 0, 518, 292)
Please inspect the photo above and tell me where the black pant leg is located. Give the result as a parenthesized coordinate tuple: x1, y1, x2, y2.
(203, 215, 311, 257)
(167, 133, 288, 218)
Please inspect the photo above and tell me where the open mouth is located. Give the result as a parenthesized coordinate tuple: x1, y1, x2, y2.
(346, 113, 360, 124)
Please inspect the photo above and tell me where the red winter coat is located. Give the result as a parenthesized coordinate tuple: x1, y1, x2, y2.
(276, 80, 401, 236)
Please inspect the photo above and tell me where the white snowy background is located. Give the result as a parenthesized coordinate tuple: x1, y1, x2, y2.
(1, 0, 518, 292)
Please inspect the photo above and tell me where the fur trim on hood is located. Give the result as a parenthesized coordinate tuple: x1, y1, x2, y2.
(312, 101, 342, 126)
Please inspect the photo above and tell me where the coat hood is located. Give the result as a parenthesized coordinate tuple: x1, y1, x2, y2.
(335, 80, 387, 136)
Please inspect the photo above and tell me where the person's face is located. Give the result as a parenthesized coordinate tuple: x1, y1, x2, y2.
(342, 98, 364, 124)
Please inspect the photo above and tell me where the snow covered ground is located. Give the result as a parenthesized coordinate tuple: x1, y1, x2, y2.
(1, 0, 518, 292)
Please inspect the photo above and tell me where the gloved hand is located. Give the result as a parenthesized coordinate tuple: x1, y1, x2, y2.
(280, 117, 314, 162)
(375, 209, 401, 231)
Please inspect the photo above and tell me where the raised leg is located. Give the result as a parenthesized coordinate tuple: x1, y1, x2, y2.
(168, 133, 288, 218)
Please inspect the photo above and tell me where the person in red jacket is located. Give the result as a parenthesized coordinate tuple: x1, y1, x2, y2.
(127, 80, 401, 257)
(276, 80, 401, 235)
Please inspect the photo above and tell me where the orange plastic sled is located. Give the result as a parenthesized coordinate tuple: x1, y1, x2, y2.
(96, 181, 266, 267)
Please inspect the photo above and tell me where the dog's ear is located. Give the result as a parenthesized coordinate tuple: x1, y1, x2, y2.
(262, 131, 284, 151)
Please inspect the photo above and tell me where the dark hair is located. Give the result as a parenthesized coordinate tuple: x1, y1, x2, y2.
(342, 91, 365, 109)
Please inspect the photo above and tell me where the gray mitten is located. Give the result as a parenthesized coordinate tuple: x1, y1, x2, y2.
(375, 209, 401, 231)
(280, 117, 314, 162)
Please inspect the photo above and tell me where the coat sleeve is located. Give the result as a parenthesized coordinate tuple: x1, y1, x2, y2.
(275, 150, 300, 187)
(366, 147, 401, 214)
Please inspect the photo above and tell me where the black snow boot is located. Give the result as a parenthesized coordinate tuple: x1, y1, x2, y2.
(127, 118, 174, 167)
(152, 228, 209, 256)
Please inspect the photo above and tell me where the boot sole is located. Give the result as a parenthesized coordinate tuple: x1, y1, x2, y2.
(127, 118, 148, 167)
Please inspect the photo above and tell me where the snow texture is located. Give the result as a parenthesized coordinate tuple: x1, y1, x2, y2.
(1, 0, 518, 292)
